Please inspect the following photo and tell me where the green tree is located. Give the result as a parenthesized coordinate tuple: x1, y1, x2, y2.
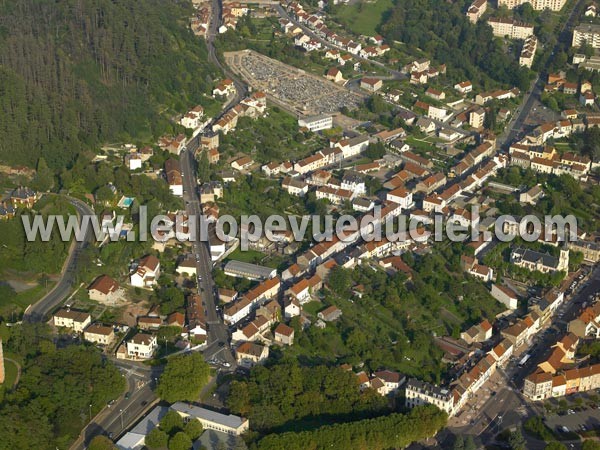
(169, 432, 193, 450)
(156, 353, 210, 402)
(452, 435, 464, 450)
(33, 157, 55, 192)
(545, 443, 567, 450)
(583, 441, 600, 450)
(184, 419, 204, 440)
(146, 428, 169, 449)
(197, 151, 210, 182)
(464, 436, 477, 450)
(508, 429, 526, 450)
(159, 411, 185, 436)
(88, 435, 118, 450)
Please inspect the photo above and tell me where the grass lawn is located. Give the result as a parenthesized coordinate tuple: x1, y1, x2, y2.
(331, 0, 394, 36)
(302, 300, 322, 317)
(2, 358, 18, 387)
(225, 248, 267, 264)
(0, 284, 50, 318)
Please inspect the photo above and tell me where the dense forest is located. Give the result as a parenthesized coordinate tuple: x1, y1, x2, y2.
(252, 405, 447, 450)
(0, 323, 125, 449)
(227, 361, 390, 432)
(0, 0, 220, 170)
(380, 0, 532, 90)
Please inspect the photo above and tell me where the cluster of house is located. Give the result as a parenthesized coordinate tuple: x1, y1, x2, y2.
(285, 1, 389, 62)
(406, 325, 512, 417)
(341, 365, 407, 397)
(158, 133, 187, 155)
(403, 58, 447, 85)
(524, 299, 600, 400)
(509, 142, 592, 181)
(545, 74, 597, 107)
(221, 1, 249, 31)
(0, 186, 37, 220)
(190, 1, 211, 37)
(54, 282, 211, 361)
(124, 146, 154, 171)
(179, 105, 208, 132)
(407, 284, 568, 415)
(212, 91, 267, 135)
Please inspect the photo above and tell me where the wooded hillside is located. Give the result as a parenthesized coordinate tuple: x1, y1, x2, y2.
(0, 0, 219, 169)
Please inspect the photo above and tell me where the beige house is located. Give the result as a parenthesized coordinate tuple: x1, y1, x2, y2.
(235, 342, 269, 367)
(274, 323, 295, 345)
(84, 324, 116, 346)
(53, 308, 91, 333)
(88, 275, 122, 304)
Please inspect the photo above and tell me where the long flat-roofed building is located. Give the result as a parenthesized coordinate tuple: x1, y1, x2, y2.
(223, 260, 277, 280)
(171, 402, 249, 435)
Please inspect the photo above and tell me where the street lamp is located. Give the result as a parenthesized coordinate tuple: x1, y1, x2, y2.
(119, 409, 124, 430)
(89, 404, 92, 423)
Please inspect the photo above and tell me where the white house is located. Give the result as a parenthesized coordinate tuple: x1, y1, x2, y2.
(130, 255, 161, 288)
(53, 308, 91, 333)
(491, 283, 519, 309)
(386, 187, 414, 210)
(126, 333, 158, 359)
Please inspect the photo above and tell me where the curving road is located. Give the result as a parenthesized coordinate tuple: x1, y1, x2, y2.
(23, 196, 95, 323)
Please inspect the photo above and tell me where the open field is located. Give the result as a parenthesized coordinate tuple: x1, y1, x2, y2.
(331, 0, 393, 36)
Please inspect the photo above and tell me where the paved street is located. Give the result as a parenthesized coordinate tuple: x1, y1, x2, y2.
(70, 360, 161, 450)
(180, 146, 237, 369)
(23, 196, 95, 323)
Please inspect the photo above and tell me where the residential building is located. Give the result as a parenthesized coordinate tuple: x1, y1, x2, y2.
(568, 240, 600, 263)
(487, 17, 534, 39)
(498, 0, 566, 10)
(318, 305, 342, 322)
(236, 342, 269, 367)
(469, 108, 486, 129)
(10, 186, 37, 207)
(87, 275, 122, 304)
(282, 177, 309, 196)
(53, 308, 91, 332)
(126, 333, 158, 359)
(405, 379, 455, 416)
(130, 255, 161, 288)
(360, 77, 383, 92)
(84, 324, 115, 346)
(467, 0, 487, 23)
(572, 23, 600, 48)
(274, 323, 295, 345)
(164, 158, 183, 197)
(491, 283, 519, 309)
(386, 186, 414, 210)
(455, 81, 473, 94)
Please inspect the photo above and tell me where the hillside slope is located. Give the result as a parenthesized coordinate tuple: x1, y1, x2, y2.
(0, 0, 219, 169)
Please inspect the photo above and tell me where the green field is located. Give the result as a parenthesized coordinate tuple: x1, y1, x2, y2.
(2, 358, 18, 388)
(331, 0, 394, 36)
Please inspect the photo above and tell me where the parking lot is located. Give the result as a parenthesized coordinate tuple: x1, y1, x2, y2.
(225, 49, 365, 115)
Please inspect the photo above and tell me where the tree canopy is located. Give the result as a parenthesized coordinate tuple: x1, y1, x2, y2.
(156, 353, 210, 403)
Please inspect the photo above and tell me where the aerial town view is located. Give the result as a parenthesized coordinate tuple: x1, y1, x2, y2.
(2, 0, 600, 449)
